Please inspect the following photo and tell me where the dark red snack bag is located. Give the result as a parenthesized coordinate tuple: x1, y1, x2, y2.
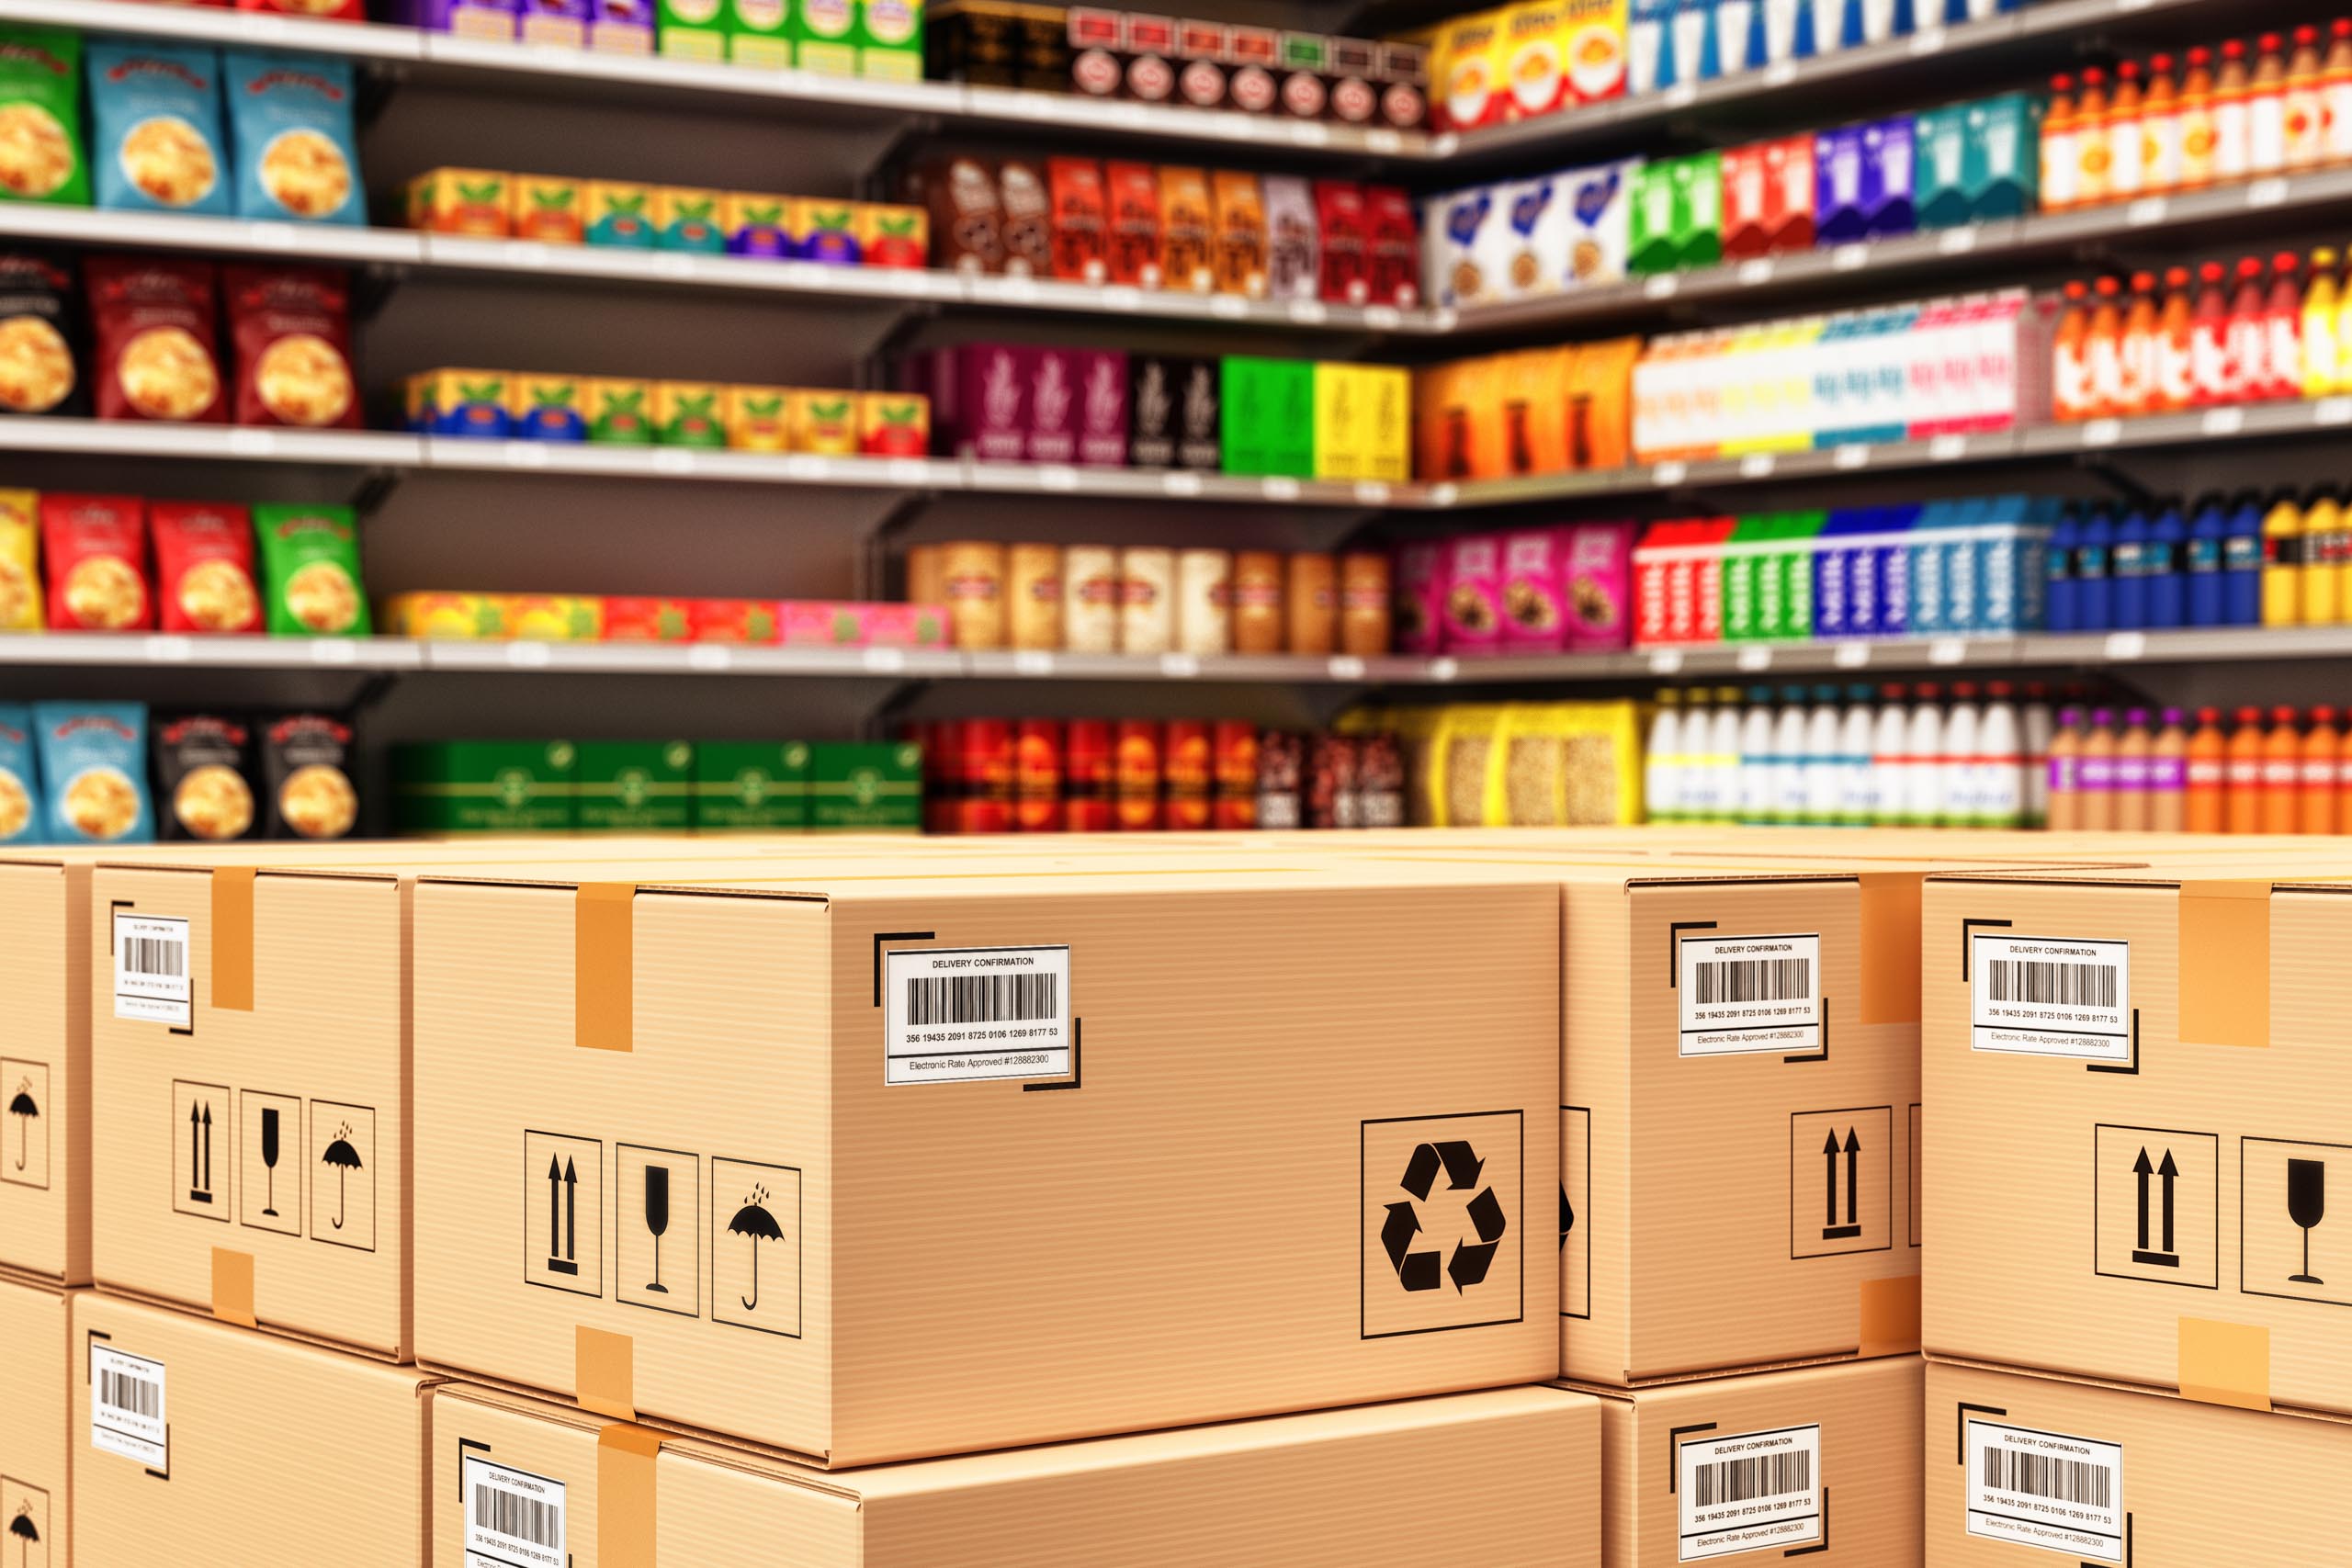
(1364, 186, 1421, 310)
(151, 501, 260, 634)
(1313, 181, 1370, 307)
(225, 265, 360, 430)
(1046, 157, 1108, 285)
(85, 255, 225, 424)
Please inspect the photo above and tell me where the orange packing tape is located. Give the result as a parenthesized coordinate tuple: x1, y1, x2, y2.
(598, 1423, 663, 1565)
(2178, 881, 2271, 1049)
(1858, 1274, 1921, 1359)
(576, 885, 636, 1053)
(576, 1325, 635, 1421)
(2178, 1317, 2270, 1411)
(211, 1247, 255, 1327)
(1856, 873, 1923, 1026)
(211, 866, 255, 1013)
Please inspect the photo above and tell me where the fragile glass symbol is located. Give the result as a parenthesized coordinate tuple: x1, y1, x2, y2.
(6, 1078, 34, 1171)
(2290, 1158, 2326, 1285)
(322, 1123, 362, 1230)
(260, 1107, 281, 1216)
(729, 1186, 783, 1311)
(643, 1164, 670, 1293)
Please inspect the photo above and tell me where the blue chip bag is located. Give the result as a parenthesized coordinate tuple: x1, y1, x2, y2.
(85, 40, 231, 218)
(224, 51, 362, 227)
(33, 700, 151, 843)
(0, 702, 38, 844)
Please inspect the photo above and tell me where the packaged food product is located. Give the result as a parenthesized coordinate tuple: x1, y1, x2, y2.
(1435, 10, 1505, 131)
(1124, 15, 1180, 105)
(222, 51, 361, 224)
(40, 492, 150, 631)
(0, 25, 88, 207)
(653, 186, 726, 252)
(1627, 157, 1677, 275)
(1175, 547, 1232, 654)
(405, 367, 506, 437)
(1229, 549, 1283, 653)
(941, 538, 1007, 649)
(511, 175, 584, 243)
(379, 591, 504, 638)
(1498, 527, 1567, 651)
(1340, 551, 1392, 655)
(1442, 533, 1503, 652)
(1006, 540, 1063, 649)
(686, 598, 775, 642)
(1329, 35, 1380, 124)
(720, 193, 790, 258)
(0, 248, 85, 417)
(859, 391, 928, 457)
(508, 372, 586, 441)
(790, 198, 859, 265)
(1118, 545, 1174, 654)
(0, 702, 35, 842)
(1227, 26, 1280, 113)
(1027, 347, 1080, 465)
(1047, 157, 1108, 283)
(406, 167, 510, 236)
(1364, 186, 1419, 309)
(1502, 2, 1566, 120)
(717, 385, 787, 451)
(854, 203, 927, 267)
(654, 381, 726, 447)
(1163, 717, 1212, 829)
(153, 713, 258, 840)
(1306, 732, 1358, 828)
(1255, 727, 1302, 829)
(1263, 175, 1319, 301)
(151, 501, 258, 635)
(0, 488, 37, 629)
(998, 159, 1051, 276)
(585, 181, 656, 247)
(225, 265, 359, 430)
(1278, 31, 1330, 120)
(856, 0, 925, 80)
(1427, 186, 1499, 309)
(599, 595, 692, 640)
(1210, 171, 1268, 298)
(33, 701, 151, 842)
(1159, 166, 1214, 292)
(1562, 0, 1626, 105)
(726, 0, 791, 64)
(1394, 542, 1444, 654)
(1285, 550, 1337, 654)
(1381, 40, 1430, 130)
(86, 40, 230, 216)
(262, 711, 358, 839)
(1315, 180, 1370, 305)
(1211, 719, 1258, 828)
(86, 255, 225, 424)
(921, 155, 1002, 275)
(1114, 717, 1161, 829)
(1062, 542, 1118, 652)
(254, 502, 367, 637)
(585, 378, 652, 444)
(1069, 348, 1125, 466)
(1106, 161, 1163, 288)
(591, 0, 654, 52)
(797, 0, 859, 72)
(1560, 159, 1634, 288)
(1566, 337, 1640, 470)
(515, 0, 589, 47)
(655, 0, 724, 59)
(501, 592, 600, 640)
(790, 388, 858, 454)
(1563, 519, 1632, 650)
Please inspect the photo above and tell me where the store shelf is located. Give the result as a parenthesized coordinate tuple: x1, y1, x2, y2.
(0, 419, 424, 468)
(0, 632, 424, 671)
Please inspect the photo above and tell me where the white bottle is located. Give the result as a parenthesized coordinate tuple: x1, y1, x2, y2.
(1679, 690, 1713, 821)
(1804, 684, 1844, 827)
(1740, 686, 1778, 826)
(2020, 683, 2054, 828)
(1707, 687, 1745, 825)
(1871, 682, 1910, 827)
(1838, 684, 1877, 826)
(1645, 692, 1684, 825)
(1905, 682, 1946, 827)
(1942, 682, 1982, 828)
(1976, 680, 2026, 829)
(1771, 686, 1811, 827)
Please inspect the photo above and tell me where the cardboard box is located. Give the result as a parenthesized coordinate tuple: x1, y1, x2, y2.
(1928, 1355, 2352, 1563)
(0, 1269, 69, 1568)
(432, 1382, 1600, 1567)
(1922, 859, 2352, 1419)
(410, 860, 1561, 1463)
(73, 1292, 436, 1565)
(1583, 1355, 1923, 1564)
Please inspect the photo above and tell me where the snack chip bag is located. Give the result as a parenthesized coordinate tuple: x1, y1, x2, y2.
(40, 492, 150, 631)
(263, 711, 358, 839)
(154, 712, 259, 841)
(152, 501, 260, 634)
(33, 700, 152, 843)
(0, 702, 36, 843)
(86, 39, 232, 217)
(254, 502, 368, 637)
(224, 51, 362, 224)
(0, 249, 85, 417)
(225, 265, 359, 430)
(0, 26, 87, 207)
(0, 488, 38, 629)
(86, 255, 226, 424)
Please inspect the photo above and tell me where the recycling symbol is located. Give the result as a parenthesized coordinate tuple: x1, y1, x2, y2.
(1380, 1139, 1507, 1293)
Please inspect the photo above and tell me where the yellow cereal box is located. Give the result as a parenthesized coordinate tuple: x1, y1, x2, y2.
(584, 182, 657, 248)
(791, 388, 861, 456)
(509, 175, 585, 244)
(585, 379, 656, 445)
(506, 374, 589, 442)
(654, 382, 728, 448)
(500, 593, 604, 642)
(853, 203, 930, 268)
(858, 392, 929, 457)
(1436, 10, 1508, 131)
(1312, 364, 1366, 481)
(652, 186, 728, 253)
(725, 386, 795, 452)
(1558, 0, 1627, 106)
(1363, 365, 1413, 482)
(380, 592, 506, 640)
(405, 168, 511, 237)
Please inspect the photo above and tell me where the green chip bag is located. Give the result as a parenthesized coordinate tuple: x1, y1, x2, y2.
(254, 502, 370, 637)
(0, 26, 87, 207)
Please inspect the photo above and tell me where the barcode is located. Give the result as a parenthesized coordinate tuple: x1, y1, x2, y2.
(122, 936, 184, 978)
(905, 972, 1058, 1027)
(1982, 1446, 2112, 1509)
(1694, 1450, 1813, 1507)
(1986, 958, 2117, 1009)
(474, 1483, 559, 1550)
(1693, 957, 1811, 1005)
(99, 1369, 158, 1420)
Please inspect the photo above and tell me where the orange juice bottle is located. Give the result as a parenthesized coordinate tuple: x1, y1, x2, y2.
(2186, 705, 2228, 831)
(2142, 52, 2183, 193)
(2226, 704, 2267, 831)
(2215, 39, 2252, 182)
(2301, 705, 2340, 833)
(2250, 31, 2289, 175)
(2078, 708, 2117, 830)
(2117, 270, 2160, 412)
(2086, 275, 2126, 416)
(2114, 707, 2154, 831)
(2043, 74, 2079, 212)
(2047, 707, 2083, 831)
(2107, 61, 2146, 198)
(2305, 246, 2342, 398)
(2052, 279, 2093, 420)
(2076, 67, 2114, 205)
(2151, 706, 2188, 832)
(2155, 265, 2197, 412)
(2325, 18, 2352, 164)
(2286, 24, 2325, 167)
(2263, 704, 2303, 832)
(2179, 44, 2219, 187)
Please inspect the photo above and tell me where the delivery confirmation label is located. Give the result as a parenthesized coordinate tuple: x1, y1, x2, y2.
(89, 1345, 167, 1469)
(113, 913, 190, 1027)
(1965, 1419, 2125, 1562)
(1678, 1424, 1822, 1561)
(884, 944, 1071, 1086)
(463, 1456, 566, 1568)
(1678, 933, 1821, 1056)
(1971, 935, 2131, 1062)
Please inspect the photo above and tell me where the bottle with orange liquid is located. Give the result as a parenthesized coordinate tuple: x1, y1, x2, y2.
(2043, 73, 2080, 211)
(2046, 706, 2083, 830)
(2214, 39, 2252, 182)
(2086, 275, 2126, 415)
(2286, 24, 2325, 168)
(2266, 251, 2304, 400)
(2151, 706, 2188, 832)
(2113, 707, 2154, 830)
(2305, 246, 2342, 399)
(2249, 31, 2289, 175)
(2191, 259, 2233, 404)
(2155, 265, 2197, 411)
(2179, 44, 2219, 187)
(2326, 18, 2352, 164)
(2076, 66, 2114, 205)
(2225, 704, 2266, 832)
(2142, 52, 2183, 193)
(2117, 270, 2160, 412)
(2226, 254, 2270, 402)
(2053, 279, 2093, 420)
(2078, 708, 2118, 830)
(2107, 60, 2146, 198)
(2186, 704, 2228, 831)
(2301, 705, 2340, 834)
(2263, 705, 2302, 832)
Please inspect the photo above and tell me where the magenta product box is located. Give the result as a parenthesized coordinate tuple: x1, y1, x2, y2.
(1027, 347, 1080, 465)
(1441, 533, 1503, 654)
(924, 344, 1032, 464)
(1393, 541, 1444, 654)
(393, 0, 520, 36)
(1499, 528, 1568, 652)
(1074, 348, 1129, 467)
(1563, 521, 1634, 651)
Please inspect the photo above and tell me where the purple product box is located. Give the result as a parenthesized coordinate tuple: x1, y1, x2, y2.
(927, 344, 1032, 464)
(1861, 118, 1916, 238)
(1814, 126, 1869, 246)
(1442, 533, 1504, 655)
(1394, 542, 1444, 655)
(1074, 349, 1128, 467)
(395, 0, 521, 37)
(1563, 521, 1633, 652)
(589, 0, 655, 52)
(517, 0, 591, 47)
(1028, 347, 1080, 466)
(1500, 528, 1567, 653)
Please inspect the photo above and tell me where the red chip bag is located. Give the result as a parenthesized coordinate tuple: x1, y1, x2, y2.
(237, 0, 367, 17)
(152, 502, 260, 634)
(85, 256, 226, 425)
(225, 265, 360, 430)
(40, 493, 152, 631)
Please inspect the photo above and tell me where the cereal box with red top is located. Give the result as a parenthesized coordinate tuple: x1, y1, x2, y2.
(1364, 186, 1420, 310)
(1500, 2, 1567, 120)
(1105, 162, 1164, 288)
(1046, 158, 1108, 284)
(1123, 14, 1179, 104)
(1560, 0, 1626, 105)
(224, 265, 359, 430)
(601, 596, 693, 641)
(1315, 181, 1371, 306)
(1499, 527, 1568, 651)
(85, 255, 225, 424)
(40, 492, 151, 631)
(1068, 8, 1123, 97)
(1176, 19, 1228, 108)
(1434, 9, 1507, 132)
(1393, 541, 1445, 655)
(1441, 533, 1503, 654)
(687, 598, 776, 643)
(151, 501, 259, 635)
(1227, 26, 1280, 114)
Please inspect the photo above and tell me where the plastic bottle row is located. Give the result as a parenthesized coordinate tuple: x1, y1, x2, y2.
(2052, 703, 2352, 833)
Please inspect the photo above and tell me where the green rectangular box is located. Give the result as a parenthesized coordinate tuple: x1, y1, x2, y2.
(393, 740, 574, 834)
(795, 0, 858, 73)
(856, 0, 922, 79)
(658, 0, 729, 59)
(1219, 357, 1270, 477)
(728, 0, 794, 64)
(808, 740, 922, 831)
(1628, 159, 1678, 276)
(695, 740, 810, 831)
(575, 740, 695, 833)
(1671, 152, 1723, 271)
(1222, 356, 1316, 479)
(1913, 103, 1972, 230)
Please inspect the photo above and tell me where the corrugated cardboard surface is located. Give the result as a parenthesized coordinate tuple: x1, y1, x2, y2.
(413, 861, 1560, 1465)
(0, 1269, 70, 1568)
(1924, 860, 2352, 1416)
(1580, 1355, 1924, 1566)
(1927, 1356, 2352, 1563)
(0, 860, 86, 1284)
(71, 1291, 437, 1567)
(431, 1380, 1600, 1568)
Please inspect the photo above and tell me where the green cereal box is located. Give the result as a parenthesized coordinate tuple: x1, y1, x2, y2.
(393, 740, 574, 834)
(587, 378, 656, 445)
(658, 0, 729, 60)
(795, 0, 858, 73)
(1628, 158, 1677, 276)
(808, 740, 922, 831)
(574, 740, 694, 832)
(1221, 356, 1313, 478)
(654, 382, 728, 447)
(654, 186, 727, 252)
(1671, 151, 1723, 270)
(510, 175, 584, 244)
(856, 0, 922, 79)
(585, 181, 657, 248)
(694, 739, 809, 831)
(727, 0, 794, 65)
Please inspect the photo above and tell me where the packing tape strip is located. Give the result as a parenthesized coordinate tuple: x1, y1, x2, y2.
(576, 885, 636, 1053)
(598, 1422, 663, 1565)
(1858, 1273, 1921, 1359)
(211, 866, 255, 1013)
(2178, 1316, 2271, 1411)
(1856, 873, 1924, 1026)
(210, 1247, 256, 1328)
(2178, 880, 2272, 1049)
(576, 1325, 635, 1421)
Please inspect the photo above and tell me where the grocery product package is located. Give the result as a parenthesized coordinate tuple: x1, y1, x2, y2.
(0, 249, 85, 417)
(1402, 699, 1644, 825)
(86, 39, 232, 217)
(405, 165, 508, 235)
(0, 487, 36, 628)
(0, 25, 87, 206)
(151, 500, 259, 634)
(225, 265, 360, 429)
(0, 701, 35, 841)
(30, 700, 151, 842)
(40, 492, 149, 631)
(153, 711, 260, 840)
(254, 502, 368, 636)
(223, 51, 362, 223)
(85, 255, 226, 423)
(261, 710, 358, 837)
(507, 175, 582, 243)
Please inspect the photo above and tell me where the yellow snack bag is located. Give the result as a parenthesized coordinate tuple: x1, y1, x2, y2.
(0, 488, 40, 630)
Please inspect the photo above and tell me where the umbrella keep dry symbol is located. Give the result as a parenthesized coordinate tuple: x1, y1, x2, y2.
(8, 1504, 38, 1567)
(729, 1186, 784, 1311)
(6, 1078, 34, 1172)
(322, 1122, 362, 1230)
(711, 1156, 801, 1337)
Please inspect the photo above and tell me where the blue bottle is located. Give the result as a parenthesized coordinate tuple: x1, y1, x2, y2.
(2144, 497, 2186, 629)
(2045, 504, 2081, 633)
(2224, 490, 2265, 626)
(2186, 492, 2229, 627)
(2110, 503, 2152, 630)
(2075, 505, 2115, 632)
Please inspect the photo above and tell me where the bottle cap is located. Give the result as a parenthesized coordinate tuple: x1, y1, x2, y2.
(2260, 30, 2281, 49)
(2238, 255, 2267, 278)
(2096, 275, 2122, 296)
(1880, 682, 1907, 700)
(2064, 278, 2088, 299)
(1848, 683, 1875, 702)
(1987, 680, 2014, 698)
(2116, 60, 2140, 80)
(2091, 708, 2116, 725)
(2196, 705, 2222, 723)
(2235, 705, 2264, 723)
(2199, 260, 2226, 281)
(2276, 250, 2301, 271)
(2149, 51, 2173, 71)
(2058, 706, 2083, 724)
(2188, 43, 2212, 62)
(2163, 707, 2185, 725)
(2164, 265, 2190, 286)
(2131, 270, 2155, 290)
(2052, 72, 2074, 89)
(1952, 682, 1979, 698)
(1917, 683, 1942, 700)
(2312, 705, 2339, 724)
(2123, 707, 2147, 724)
(2272, 705, 2301, 724)
(2081, 64, 2107, 84)
(2315, 247, 2340, 267)
(2335, 18, 2350, 37)
(2222, 38, 2245, 58)
(2296, 23, 2317, 43)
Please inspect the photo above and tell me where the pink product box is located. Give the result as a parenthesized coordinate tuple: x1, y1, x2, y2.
(1563, 521, 1633, 651)
(1499, 528, 1568, 652)
(1393, 541, 1444, 655)
(922, 344, 1034, 465)
(778, 602, 950, 648)
(1075, 348, 1129, 467)
(1441, 533, 1503, 655)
